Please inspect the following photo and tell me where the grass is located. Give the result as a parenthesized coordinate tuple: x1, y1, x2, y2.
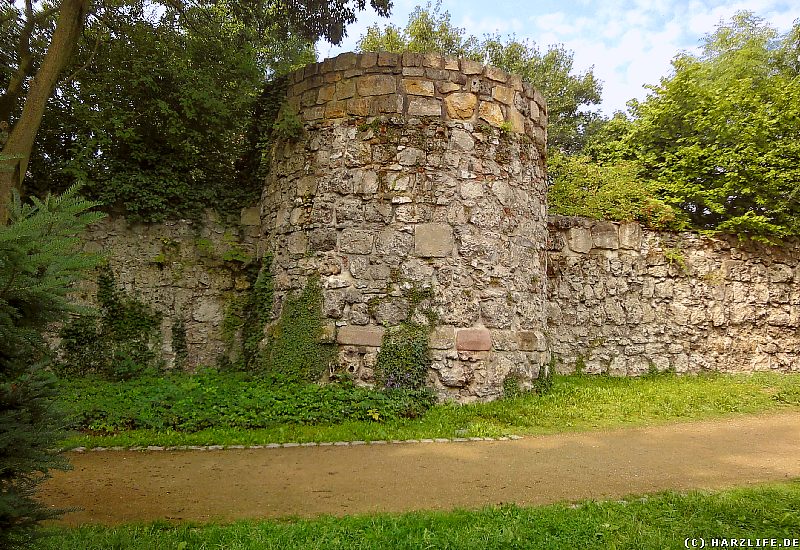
(40, 481, 800, 549)
(60, 371, 800, 449)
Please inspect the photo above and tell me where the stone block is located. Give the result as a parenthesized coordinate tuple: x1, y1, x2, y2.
(438, 81, 461, 94)
(339, 229, 374, 254)
(357, 75, 396, 96)
(408, 97, 442, 117)
(347, 98, 371, 116)
(333, 52, 357, 71)
(375, 229, 413, 255)
(461, 59, 483, 74)
(296, 176, 318, 197)
(287, 232, 307, 254)
(377, 52, 399, 67)
(444, 93, 477, 119)
(359, 52, 378, 68)
(484, 66, 508, 82)
(567, 227, 592, 253)
(508, 107, 525, 133)
(619, 222, 642, 250)
(492, 85, 515, 105)
(430, 326, 455, 349)
(317, 84, 336, 103)
(591, 222, 619, 249)
(518, 331, 547, 351)
(414, 223, 454, 257)
(402, 78, 435, 96)
(423, 53, 443, 68)
(478, 102, 505, 127)
(456, 327, 492, 351)
(337, 325, 385, 347)
(335, 79, 355, 100)
(240, 207, 260, 226)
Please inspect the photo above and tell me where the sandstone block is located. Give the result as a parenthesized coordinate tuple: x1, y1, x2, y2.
(335, 79, 355, 100)
(461, 59, 483, 74)
(508, 107, 525, 133)
(403, 78, 435, 96)
(317, 84, 336, 103)
(359, 52, 377, 68)
(619, 222, 642, 250)
(591, 222, 620, 249)
(492, 85, 515, 105)
(333, 52, 357, 71)
(485, 66, 508, 82)
(423, 53, 443, 68)
(377, 52, 399, 66)
(444, 93, 477, 119)
(566, 227, 592, 253)
(346, 98, 370, 116)
(357, 75, 396, 96)
(456, 327, 492, 351)
(443, 56, 460, 70)
(337, 325, 385, 347)
(296, 176, 318, 197)
(438, 81, 461, 94)
(479, 102, 505, 127)
(414, 223, 454, 257)
(324, 101, 346, 118)
(408, 97, 442, 116)
(339, 229, 374, 254)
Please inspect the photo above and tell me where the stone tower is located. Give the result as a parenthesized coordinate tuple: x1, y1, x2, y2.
(260, 52, 550, 401)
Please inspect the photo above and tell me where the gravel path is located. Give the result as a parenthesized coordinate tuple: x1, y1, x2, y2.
(41, 412, 800, 526)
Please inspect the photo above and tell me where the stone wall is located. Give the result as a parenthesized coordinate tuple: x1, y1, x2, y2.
(262, 52, 551, 401)
(546, 216, 800, 375)
(79, 210, 261, 367)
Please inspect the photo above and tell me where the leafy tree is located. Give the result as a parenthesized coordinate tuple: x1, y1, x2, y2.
(357, 2, 602, 153)
(26, 1, 315, 221)
(622, 12, 800, 238)
(0, 0, 393, 223)
(0, 184, 102, 549)
(547, 150, 681, 230)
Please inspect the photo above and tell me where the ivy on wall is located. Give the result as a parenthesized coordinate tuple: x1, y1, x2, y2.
(58, 268, 161, 380)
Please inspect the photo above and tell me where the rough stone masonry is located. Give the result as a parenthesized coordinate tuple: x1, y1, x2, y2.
(262, 52, 551, 401)
(81, 53, 800, 402)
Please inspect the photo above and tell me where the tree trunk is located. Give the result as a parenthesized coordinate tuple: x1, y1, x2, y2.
(0, 0, 91, 225)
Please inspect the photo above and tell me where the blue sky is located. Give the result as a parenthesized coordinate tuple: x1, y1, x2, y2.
(320, 0, 798, 115)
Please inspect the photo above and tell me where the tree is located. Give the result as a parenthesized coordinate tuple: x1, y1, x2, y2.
(0, 0, 393, 224)
(622, 12, 800, 238)
(26, 1, 315, 221)
(0, 184, 102, 549)
(357, 2, 602, 153)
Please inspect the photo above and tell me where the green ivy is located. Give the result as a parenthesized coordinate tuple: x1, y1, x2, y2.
(58, 268, 161, 380)
(374, 285, 436, 392)
(263, 277, 334, 382)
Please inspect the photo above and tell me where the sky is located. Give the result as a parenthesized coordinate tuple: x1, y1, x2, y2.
(319, 0, 798, 115)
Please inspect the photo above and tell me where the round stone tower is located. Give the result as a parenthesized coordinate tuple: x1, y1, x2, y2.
(261, 52, 550, 402)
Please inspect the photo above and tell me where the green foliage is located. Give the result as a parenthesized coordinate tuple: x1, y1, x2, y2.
(58, 268, 161, 380)
(39, 483, 800, 550)
(547, 150, 683, 230)
(27, 2, 315, 222)
(58, 371, 435, 433)
(171, 318, 188, 369)
(357, 3, 602, 153)
(374, 285, 436, 392)
(358, 2, 480, 58)
(220, 255, 274, 371)
(263, 277, 334, 382)
(533, 357, 555, 396)
(617, 12, 800, 239)
(376, 322, 431, 390)
(271, 104, 304, 142)
(0, 186, 102, 549)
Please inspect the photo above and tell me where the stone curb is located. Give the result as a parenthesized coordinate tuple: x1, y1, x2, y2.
(67, 435, 523, 453)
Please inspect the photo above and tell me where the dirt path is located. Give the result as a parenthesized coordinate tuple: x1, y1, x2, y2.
(41, 412, 800, 526)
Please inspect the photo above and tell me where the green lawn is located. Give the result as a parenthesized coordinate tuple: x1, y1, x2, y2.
(60, 371, 800, 449)
(41, 481, 800, 549)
